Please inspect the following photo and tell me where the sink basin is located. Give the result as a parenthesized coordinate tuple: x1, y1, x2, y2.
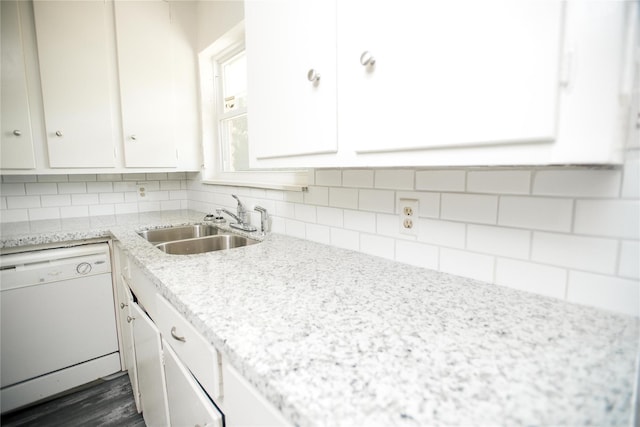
(155, 235, 260, 255)
(138, 224, 220, 244)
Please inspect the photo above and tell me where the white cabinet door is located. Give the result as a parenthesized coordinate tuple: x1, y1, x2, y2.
(33, 1, 116, 168)
(246, 0, 337, 164)
(338, 0, 563, 155)
(130, 302, 170, 427)
(1, 1, 36, 169)
(117, 279, 141, 412)
(221, 359, 292, 427)
(163, 342, 223, 427)
(114, 0, 176, 168)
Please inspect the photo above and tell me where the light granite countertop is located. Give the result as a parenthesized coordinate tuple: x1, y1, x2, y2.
(1, 210, 638, 426)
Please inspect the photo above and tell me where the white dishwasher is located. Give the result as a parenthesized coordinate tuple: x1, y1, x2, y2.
(0, 243, 120, 413)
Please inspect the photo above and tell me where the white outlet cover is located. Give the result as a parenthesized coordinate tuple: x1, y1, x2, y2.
(399, 198, 419, 236)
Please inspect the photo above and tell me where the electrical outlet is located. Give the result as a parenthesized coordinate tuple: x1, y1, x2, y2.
(399, 198, 419, 236)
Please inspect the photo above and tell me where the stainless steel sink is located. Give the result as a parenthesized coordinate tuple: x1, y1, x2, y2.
(155, 234, 260, 255)
(137, 224, 220, 245)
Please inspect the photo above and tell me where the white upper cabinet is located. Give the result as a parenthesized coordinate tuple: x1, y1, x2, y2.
(1, 1, 36, 170)
(115, 0, 176, 168)
(246, 0, 337, 163)
(339, 0, 561, 153)
(33, 0, 116, 168)
(246, 0, 634, 168)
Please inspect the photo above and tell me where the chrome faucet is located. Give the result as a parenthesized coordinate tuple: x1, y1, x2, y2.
(254, 206, 270, 233)
(221, 195, 257, 232)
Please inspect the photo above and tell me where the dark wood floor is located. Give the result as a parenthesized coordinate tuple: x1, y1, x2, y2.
(1, 373, 145, 427)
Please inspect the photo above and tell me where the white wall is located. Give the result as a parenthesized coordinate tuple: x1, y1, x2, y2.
(196, 0, 244, 51)
(187, 154, 640, 318)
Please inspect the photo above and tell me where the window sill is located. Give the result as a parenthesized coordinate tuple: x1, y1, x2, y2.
(201, 170, 309, 192)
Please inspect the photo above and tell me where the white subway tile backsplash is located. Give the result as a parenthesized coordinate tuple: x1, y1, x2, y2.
(567, 271, 639, 317)
(60, 205, 88, 218)
(316, 207, 344, 227)
(295, 204, 317, 223)
(146, 173, 168, 181)
(344, 210, 376, 233)
(359, 189, 394, 213)
(331, 227, 360, 251)
(467, 225, 530, 259)
(68, 174, 96, 182)
(284, 191, 304, 203)
(2, 175, 36, 183)
(303, 186, 329, 206)
(495, 258, 567, 299)
(360, 234, 395, 260)
(25, 183, 57, 195)
(36, 175, 68, 183)
(467, 170, 531, 194)
(621, 152, 639, 199)
(58, 182, 87, 194)
(396, 191, 439, 218)
(89, 204, 115, 216)
(1, 209, 28, 222)
(28, 207, 60, 221)
(161, 180, 182, 191)
(99, 192, 125, 204)
(115, 203, 139, 215)
(285, 219, 306, 239)
(7, 196, 41, 209)
(574, 200, 639, 239)
(440, 248, 494, 283)
(418, 218, 466, 248)
(1, 183, 26, 196)
(441, 193, 498, 224)
(374, 169, 414, 190)
(41, 195, 71, 207)
(98, 174, 123, 182)
(161, 200, 182, 211)
(343, 169, 374, 188)
(306, 223, 331, 245)
(123, 173, 146, 181)
(395, 240, 439, 269)
(316, 169, 342, 187)
(329, 188, 358, 209)
(498, 196, 573, 232)
(618, 241, 640, 279)
(275, 201, 296, 219)
(532, 232, 618, 275)
(533, 169, 621, 198)
(1, 164, 637, 316)
(416, 170, 465, 192)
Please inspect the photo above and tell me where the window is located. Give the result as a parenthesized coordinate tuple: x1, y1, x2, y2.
(216, 48, 248, 172)
(198, 21, 307, 191)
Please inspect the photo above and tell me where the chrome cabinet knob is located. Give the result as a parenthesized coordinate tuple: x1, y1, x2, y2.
(307, 69, 320, 83)
(55, 131, 63, 137)
(13, 130, 22, 136)
(120, 302, 128, 309)
(126, 315, 134, 323)
(130, 135, 137, 141)
(360, 51, 375, 67)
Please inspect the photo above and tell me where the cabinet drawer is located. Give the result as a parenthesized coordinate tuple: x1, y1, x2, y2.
(156, 295, 221, 400)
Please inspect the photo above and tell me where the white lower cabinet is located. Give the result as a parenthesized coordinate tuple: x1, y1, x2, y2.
(220, 360, 291, 427)
(163, 342, 223, 427)
(129, 301, 171, 427)
(115, 249, 291, 426)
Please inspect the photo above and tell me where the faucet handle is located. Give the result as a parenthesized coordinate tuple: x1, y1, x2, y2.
(254, 206, 270, 233)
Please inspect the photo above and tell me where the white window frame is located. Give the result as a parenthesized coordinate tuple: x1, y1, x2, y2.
(198, 21, 308, 191)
